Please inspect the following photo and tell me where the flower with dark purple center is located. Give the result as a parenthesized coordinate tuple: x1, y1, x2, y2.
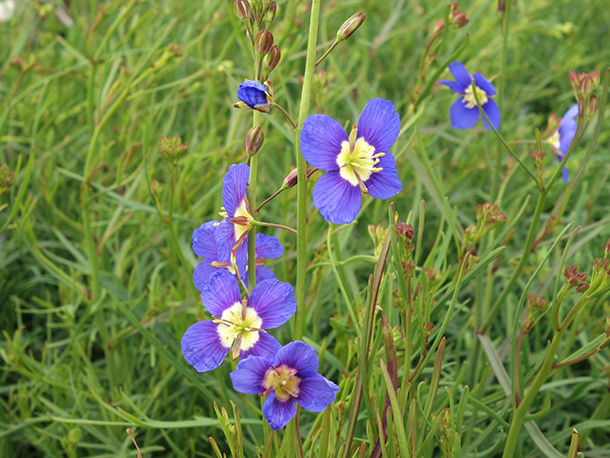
(181, 270, 296, 372)
(236, 81, 273, 112)
(192, 221, 284, 290)
(548, 104, 578, 184)
(215, 164, 254, 264)
(300, 98, 403, 225)
(439, 62, 500, 131)
(230, 341, 340, 430)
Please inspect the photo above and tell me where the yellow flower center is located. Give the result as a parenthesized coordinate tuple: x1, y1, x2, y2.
(336, 128, 384, 193)
(216, 301, 262, 352)
(548, 130, 561, 153)
(263, 364, 301, 402)
(462, 85, 489, 109)
(232, 199, 253, 242)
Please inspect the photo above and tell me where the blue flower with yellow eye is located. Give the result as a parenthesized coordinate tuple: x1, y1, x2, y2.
(230, 341, 339, 430)
(192, 222, 284, 291)
(548, 104, 578, 184)
(439, 62, 500, 131)
(236, 81, 273, 112)
(181, 270, 296, 372)
(300, 98, 402, 225)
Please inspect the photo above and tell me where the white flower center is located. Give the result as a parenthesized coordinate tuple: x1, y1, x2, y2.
(336, 131, 384, 191)
(232, 199, 252, 241)
(462, 85, 489, 109)
(216, 301, 262, 351)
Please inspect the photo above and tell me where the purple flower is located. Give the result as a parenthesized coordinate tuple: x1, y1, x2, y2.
(230, 341, 340, 430)
(215, 164, 254, 264)
(181, 270, 296, 372)
(548, 104, 578, 184)
(300, 98, 402, 225)
(439, 62, 500, 131)
(192, 221, 284, 291)
(236, 81, 273, 112)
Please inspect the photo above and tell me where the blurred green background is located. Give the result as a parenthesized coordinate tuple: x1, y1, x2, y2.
(1, 0, 609, 456)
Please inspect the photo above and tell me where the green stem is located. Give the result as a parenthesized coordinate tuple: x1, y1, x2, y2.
(248, 111, 260, 289)
(293, 0, 321, 340)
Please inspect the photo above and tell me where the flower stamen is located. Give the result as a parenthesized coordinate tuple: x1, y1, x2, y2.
(337, 127, 384, 188)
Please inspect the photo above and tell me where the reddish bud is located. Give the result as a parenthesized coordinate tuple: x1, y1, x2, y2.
(337, 12, 365, 42)
(255, 29, 274, 55)
(283, 168, 298, 189)
(265, 1, 277, 23)
(266, 45, 281, 72)
(588, 95, 598, 118)
(233, 0, 250, 21)
(245, 126, 264, 156)
(396, 222, 415, 240)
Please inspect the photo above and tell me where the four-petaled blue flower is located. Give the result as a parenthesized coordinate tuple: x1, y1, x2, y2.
(215, 164, 254, 265)
(230, 341, 340, 430)
(300, 98, 403, 225)
(237, 81, 273, 112)
(439, 62, 500, 131)
(548, 104, 578, 184)
(192, 221, 284, 291)
(181, 270, 296, 372)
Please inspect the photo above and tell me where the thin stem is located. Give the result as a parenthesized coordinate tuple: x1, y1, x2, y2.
(248, 111, 260, 289)
(272, 103, 298, 129)
(293, 0, 321, 340)
(315, 39, 339, 67)
(256, 187, 285, 213)
(255, 221, 297, 235)
(551, 340, 610, 370)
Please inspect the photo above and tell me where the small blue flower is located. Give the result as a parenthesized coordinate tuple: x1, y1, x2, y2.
(230, 341, 340, 430)
(439, 62, 500, 131)
(237, 81, 273, 112)
(548, 104, 578, 184)
(181, 270, 296, 372)
(300, 98, 403, 225)
(192, 221, 284, 291)
(215, 164, 253, 264)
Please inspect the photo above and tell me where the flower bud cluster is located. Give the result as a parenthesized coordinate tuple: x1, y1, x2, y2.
(0, 165, 15, 195)
(159, 136, 189, 165)
(564, 263, 590, 293)
(569, 70, 600, 124)
(433, 3, 469, 33)
(462, 202, 506, 257)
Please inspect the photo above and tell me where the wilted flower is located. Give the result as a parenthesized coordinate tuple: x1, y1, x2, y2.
(181, 270, 296, 372)
(230, 341, 339, 430)
(439, 62, 500, 130)
(300, 98, 402, 224)
(235, 81, 273, 112)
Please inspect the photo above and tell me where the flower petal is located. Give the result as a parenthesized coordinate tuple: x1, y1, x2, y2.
(294, 371, 340, 412)
(237, 81, 270, 109)
(558, 119, 577, 155)
(481, 99, 501, 131)
(473, 73, 497, 96)
(192, 221, 219, 259)
(274, 341, 318, 373)
(357, 98, 401, 153)
(215, 219, 237, 263)
(312, 170, 361, 224)
(230, 355, 272, 394)
(248, 279, 296, 329)
(201, 270, 242, 317)
(255, 265, 276, 282)
(562, 166, 569, 184)
(181, 321, 229, 372)
(438, 79, 467, 94)
(240, 332, 282, 361)
(563, 104, 579, 120)
(300, 114, 348, 171)
(222, 163, 250, 217)
(364, 153, 402, 200)
(233, 237, 249, 278)
(193, 261, 220, 292)
(263, 391, 296, 430)
(450, 99, 480, 130)
(448, 61, 471, 87)
(255, 233, 284, 259)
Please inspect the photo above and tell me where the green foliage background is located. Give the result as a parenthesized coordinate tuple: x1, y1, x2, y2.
(1, 0, 609, 456)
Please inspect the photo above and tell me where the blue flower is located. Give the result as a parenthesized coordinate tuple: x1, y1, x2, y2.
(548, 104, 578, 184)
(300, 98, 403, 225)
(236, 81, 273, 112)
(215, 164, 254, 264)
(230, 341, 340, 430)
(181, 270, 296, 372)
(439, 62, 500, 131)
(192, 221, 284, 291)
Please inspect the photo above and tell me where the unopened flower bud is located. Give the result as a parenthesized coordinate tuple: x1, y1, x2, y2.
(448, 2, 469, 27)
(266, 45, 281, 72)
(337, 12, 365, 42)
(588, 95, 598, 118)
(395, 222, 415, 240)
(265, 1, 277, 23)
(283, 168, 298, 189)
(159, 135, 189, 164)
(233, 0, 250, 20)
(245, 126, 264, 156)
(527, 293, 548, 310)
(255, 29, 274, 55)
